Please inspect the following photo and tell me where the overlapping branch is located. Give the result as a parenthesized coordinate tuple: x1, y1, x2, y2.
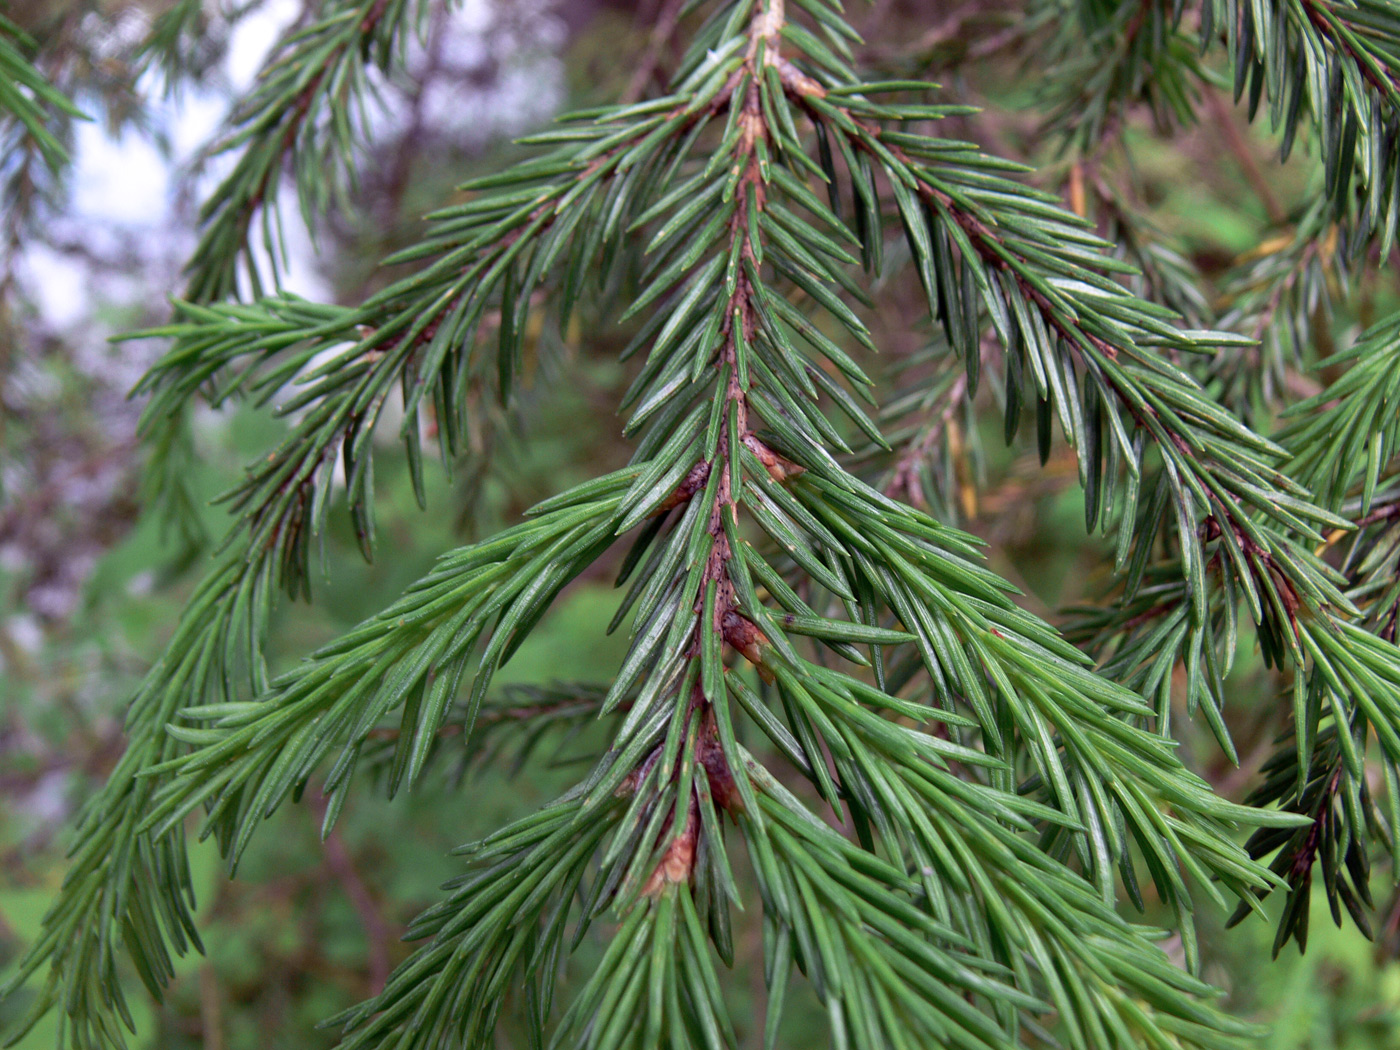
(0, 14, 85, 177)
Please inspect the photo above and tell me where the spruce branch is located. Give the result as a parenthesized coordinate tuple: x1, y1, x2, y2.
(1212, 200, 1345, 422)
(1281, 307, 1400, 512)
(213, 4, 1288, 1047)
(1027, 0, 1400, 254)
(132, 0, 227, 86)
(1074, 302, 1400, 956)
(1229, 732, 1375, 955)
(775, 68, 1400, 905)
(777, 26, 1400, 962)
(1225, 324, 1400, 951)
(1036, 0, 1210, 153)
(140, 481, 637, 868)
(0, 549, 270, 1049)
(133, 85, 724, 552)
(791, 72, 1355, 683)
(6, 2, 1376, 1048)
(0, 14, 86, 178)
(595, 23, 1294, 977)
(1208, 0, 1400, 254)
(182, 0, 440, 302)
(741, 755, 1263, 1050)
(0, 12, 89, 285)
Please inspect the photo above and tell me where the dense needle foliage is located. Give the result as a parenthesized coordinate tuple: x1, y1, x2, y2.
(6, 0, 1400, 1047)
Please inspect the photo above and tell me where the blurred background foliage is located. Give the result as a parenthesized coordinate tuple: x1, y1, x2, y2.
(4, 0, 1400, 1047)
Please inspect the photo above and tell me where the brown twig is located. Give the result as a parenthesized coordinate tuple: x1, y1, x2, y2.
(303, 791, 395, 994)
(364, 692, 605, 743)
(884, 368, 971, 507)
(1205, 89, 1285, 226)
(621, 0, 687, 104)
(198, 962, 226, 1050)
